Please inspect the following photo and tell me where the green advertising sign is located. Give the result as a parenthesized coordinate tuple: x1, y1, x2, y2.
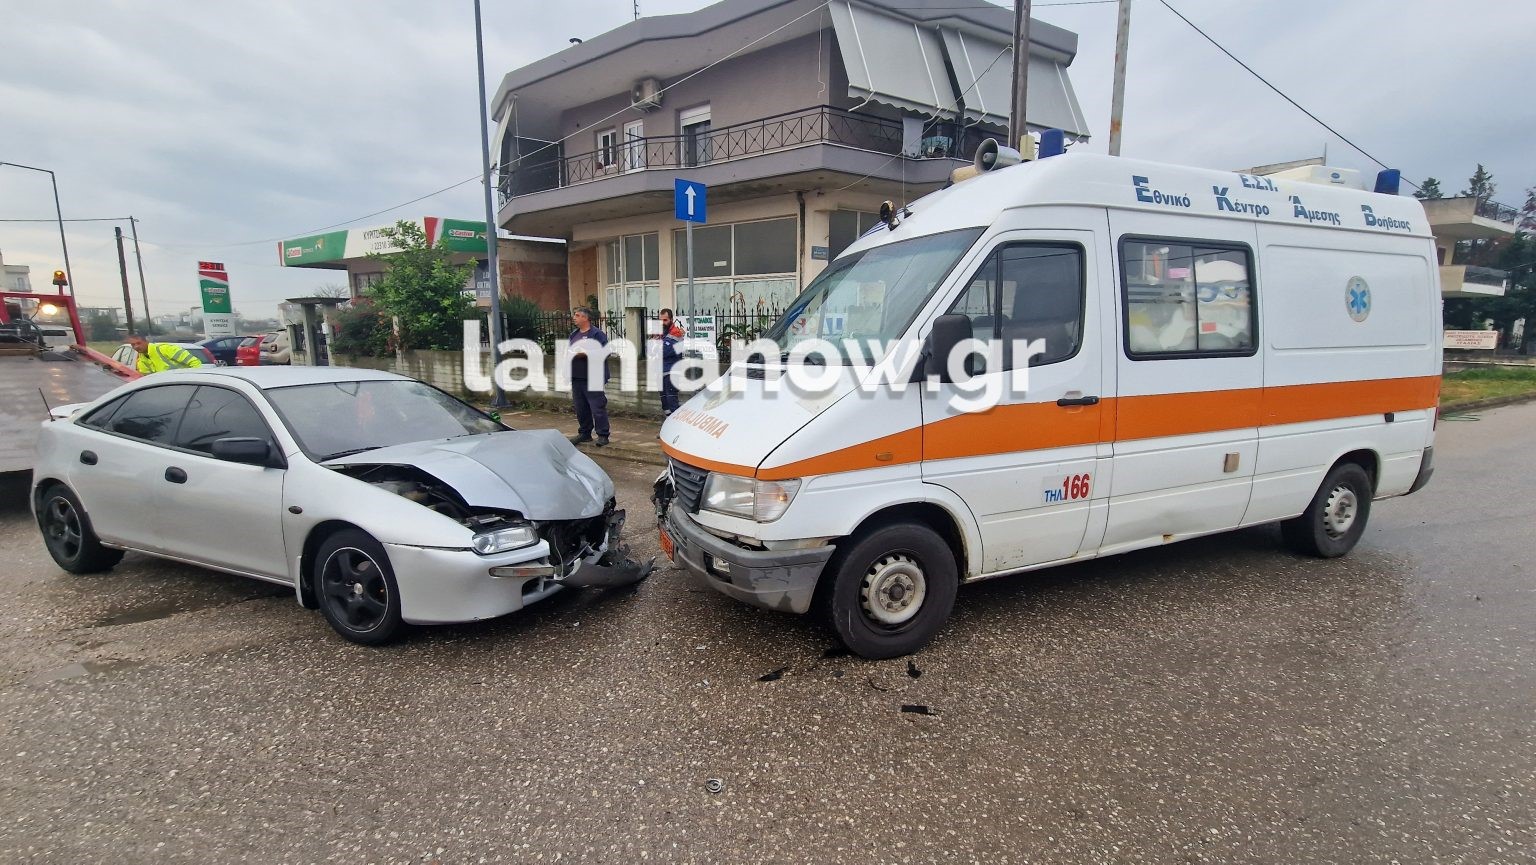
(197, 261, 233, 313)
(438, 218, 489, 253)
(279, 230, 348, 266)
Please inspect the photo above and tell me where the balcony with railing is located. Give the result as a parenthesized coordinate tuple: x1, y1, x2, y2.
(498, 105, 992, 206)
(1421, 195, 1521, 241)
(1441, 263, 1509, 297)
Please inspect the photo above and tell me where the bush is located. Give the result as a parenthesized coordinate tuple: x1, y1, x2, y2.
(501, 295, 545, 341)
(330, 301, 393, 357)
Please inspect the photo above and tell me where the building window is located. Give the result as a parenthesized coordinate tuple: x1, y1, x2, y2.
(672, 217, 799, 311)
(828, 210, 882, 259)
(605, 233, 660, 310)
(351, 271, 385, 296)
(596, 128, 618, 169)
(1121, 238, 1255, 357)
(680, 105, 711, 167)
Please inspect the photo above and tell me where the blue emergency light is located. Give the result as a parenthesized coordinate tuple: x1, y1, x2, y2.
(1038, 128, 1066, 159)
(1374, 169, 1401, 195)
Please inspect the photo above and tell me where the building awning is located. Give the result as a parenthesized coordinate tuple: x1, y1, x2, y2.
(829, 1, 959, 118)
(941, 28, 1089, 139)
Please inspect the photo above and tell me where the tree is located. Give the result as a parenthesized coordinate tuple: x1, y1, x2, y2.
(1413, 177, 1443, 200)
(87, 314, 119, 341)
(365, 220, 475, 351)
(1461, 164, 1497, 203)
(1520, 187, 1536, 235)
(311, 283, 350, 299)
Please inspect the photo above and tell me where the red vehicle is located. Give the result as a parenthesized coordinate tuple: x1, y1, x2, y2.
(235, 335, 263, 366)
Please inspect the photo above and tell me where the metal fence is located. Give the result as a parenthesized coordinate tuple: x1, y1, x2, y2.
(484, 305, 787, 357)
(1474, 198, 1520, 225)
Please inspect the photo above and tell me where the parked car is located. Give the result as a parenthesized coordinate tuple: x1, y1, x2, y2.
(110, 342, 218, 369)
(31, 368, 651, 644)
(259, 330, 290, 365)
(199, 335, 259, 366)
(235, 336, 262, 366)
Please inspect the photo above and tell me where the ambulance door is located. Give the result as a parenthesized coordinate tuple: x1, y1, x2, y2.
(921, 227, 1106, 574)
(1101, 214, 1262, 552)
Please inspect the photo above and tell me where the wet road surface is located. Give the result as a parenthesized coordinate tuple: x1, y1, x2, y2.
(0, 404, 1531, 863)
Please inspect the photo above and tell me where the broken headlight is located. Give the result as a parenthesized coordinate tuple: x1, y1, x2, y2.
(471, 523, 539, 555)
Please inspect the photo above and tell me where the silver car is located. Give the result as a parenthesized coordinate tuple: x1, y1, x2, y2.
(31, 367, 650, 644)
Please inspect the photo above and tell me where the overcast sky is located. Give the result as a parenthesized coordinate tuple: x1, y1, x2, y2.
(2, 0, 1532, 320)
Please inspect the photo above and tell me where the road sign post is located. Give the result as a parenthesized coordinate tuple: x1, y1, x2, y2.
(674, 179, 707, 316)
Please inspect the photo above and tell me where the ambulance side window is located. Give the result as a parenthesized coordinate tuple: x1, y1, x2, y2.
(946, 243, 1085, 371)
(1122, 239, 1255, 358)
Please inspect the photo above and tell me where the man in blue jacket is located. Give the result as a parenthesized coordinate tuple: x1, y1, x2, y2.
(656, 308, 683, 416)
(568, 307, 609, 447)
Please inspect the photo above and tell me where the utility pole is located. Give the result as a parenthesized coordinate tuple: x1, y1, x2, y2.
(1107, 0, 1133, 156)
(473, 0, 507, 407)
(114, 226, 136, 336)
(0, 162, 75, 296)
(128, 217, 151, 328)
(1008, 0, 1032, 151)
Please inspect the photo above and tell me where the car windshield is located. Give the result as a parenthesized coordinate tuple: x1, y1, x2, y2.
(763, 227, 984, 363)
(266, 380, 505, 460)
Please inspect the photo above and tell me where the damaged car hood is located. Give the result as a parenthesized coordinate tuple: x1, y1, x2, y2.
(323, 429, 613, 520)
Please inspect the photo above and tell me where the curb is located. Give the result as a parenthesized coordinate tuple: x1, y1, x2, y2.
(1439, 391, 1536, 415)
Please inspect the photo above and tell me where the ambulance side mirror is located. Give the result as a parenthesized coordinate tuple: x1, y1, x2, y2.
(926, 314, 971, 384)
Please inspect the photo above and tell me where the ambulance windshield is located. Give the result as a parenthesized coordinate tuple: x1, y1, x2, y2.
(765, 227, 983, 363)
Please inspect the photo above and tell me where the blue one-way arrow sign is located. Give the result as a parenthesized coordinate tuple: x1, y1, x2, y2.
(674, 178, 707, 223)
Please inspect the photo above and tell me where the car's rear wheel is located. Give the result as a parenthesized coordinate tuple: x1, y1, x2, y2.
(817, 522, 958, 659)
(1281, 462, 1373, 558)
(314, 529, 404, 645)
(37, 484, 123, 574)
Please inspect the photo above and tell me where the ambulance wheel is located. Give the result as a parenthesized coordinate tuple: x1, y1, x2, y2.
(1282, 462, 1373, 558)
(817, 522, 957, 659)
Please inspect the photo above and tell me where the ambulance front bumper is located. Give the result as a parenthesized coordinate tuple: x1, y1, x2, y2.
(664, 505, 833, 614)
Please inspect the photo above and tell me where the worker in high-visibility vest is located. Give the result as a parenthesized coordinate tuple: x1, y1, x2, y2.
(126, 334, 202, 374)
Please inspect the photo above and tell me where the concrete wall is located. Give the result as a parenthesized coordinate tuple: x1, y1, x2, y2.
(557, 33, 837, 150)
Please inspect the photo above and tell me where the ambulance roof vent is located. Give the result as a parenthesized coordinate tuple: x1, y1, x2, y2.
(1258, 164, 1366, 191)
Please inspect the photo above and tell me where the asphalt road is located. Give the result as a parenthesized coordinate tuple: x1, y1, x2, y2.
(0, 404, 1531, 864)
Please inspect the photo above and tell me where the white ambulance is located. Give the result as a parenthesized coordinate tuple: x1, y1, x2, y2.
(656, 144, 1440, 659)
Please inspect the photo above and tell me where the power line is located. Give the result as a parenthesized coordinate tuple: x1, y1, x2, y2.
(1155, 0, 1420, 190)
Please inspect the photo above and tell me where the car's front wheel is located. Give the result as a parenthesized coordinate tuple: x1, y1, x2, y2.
(314, 529, 404, 645)
(37, 484, 123, 574)
(817, 522, 958, 659)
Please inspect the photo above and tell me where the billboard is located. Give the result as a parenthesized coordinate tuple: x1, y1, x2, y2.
(278, 217, 491, 266)
(197, 261, 236, 338)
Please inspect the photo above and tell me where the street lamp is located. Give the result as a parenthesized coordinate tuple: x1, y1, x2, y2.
(0, 162, 75, 295)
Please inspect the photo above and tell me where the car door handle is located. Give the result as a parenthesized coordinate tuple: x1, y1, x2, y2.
(1056, 395, 1100, 407)
(164, 467, 187, 484)
(79, 450, 98, 466)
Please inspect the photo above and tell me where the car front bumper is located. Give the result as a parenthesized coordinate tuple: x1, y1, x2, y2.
(663, 504, 834, 614)
(385, 509, 652, 626)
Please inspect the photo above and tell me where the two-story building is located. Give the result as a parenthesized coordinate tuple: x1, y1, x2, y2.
(490, 0, 1090, 323)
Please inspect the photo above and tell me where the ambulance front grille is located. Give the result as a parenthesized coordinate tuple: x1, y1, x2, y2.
(669, 459, 708, 514)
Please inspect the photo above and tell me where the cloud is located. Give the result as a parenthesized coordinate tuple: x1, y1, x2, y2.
(1, 0, 1531, 319)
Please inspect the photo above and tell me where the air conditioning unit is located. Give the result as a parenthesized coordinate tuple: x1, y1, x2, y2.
(631, 77, 662, 111)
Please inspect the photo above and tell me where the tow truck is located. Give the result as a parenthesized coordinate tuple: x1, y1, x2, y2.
(1, 275, 139, 474)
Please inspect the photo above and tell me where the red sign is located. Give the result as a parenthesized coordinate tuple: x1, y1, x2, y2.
(197, 261, 227, 273)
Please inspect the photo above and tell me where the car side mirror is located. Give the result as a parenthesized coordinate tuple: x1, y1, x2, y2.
(926, 313, 972, 384)
(212, 437, 274, 466)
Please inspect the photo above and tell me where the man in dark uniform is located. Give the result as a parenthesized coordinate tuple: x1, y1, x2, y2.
(568, 307, 609, 447)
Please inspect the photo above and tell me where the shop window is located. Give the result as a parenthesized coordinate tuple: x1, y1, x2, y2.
(828, 211, 883, 259)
